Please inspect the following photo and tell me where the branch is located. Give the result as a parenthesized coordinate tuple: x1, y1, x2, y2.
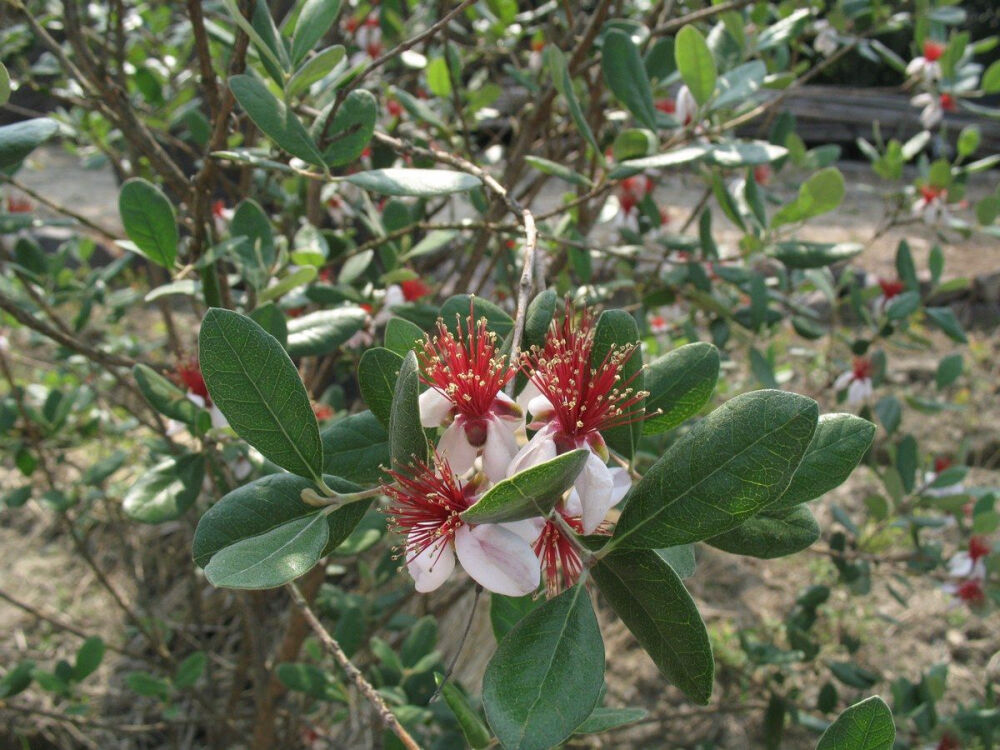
(0, 174, 121, 242)
(286, 582, 422, 750)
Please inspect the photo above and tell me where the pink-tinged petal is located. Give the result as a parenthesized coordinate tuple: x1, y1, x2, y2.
(407, 534, 456, 593)
(482, 416, 520, 483)
(527, 394, 556, 423)
(209, 405, 229, 429)
(186, 393, 207, 409)
(516, 380, 542, 413)
(437, 421, 477, 476)
(576, 451, 615, 534)
(454, 524, 540, 596)
(608, 467, 632, 506)
(507, 422, 558, 477)
(419, 387, 453, 427)
(833, 371, 853, 391)
(501, 517, 546, 543)
(564, 489, 583, 518)
(491, 390, 524, 422)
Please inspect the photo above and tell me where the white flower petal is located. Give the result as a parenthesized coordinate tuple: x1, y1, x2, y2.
(482, 416, 520, 484)
(419, 387, 453, 428)
(209, 405, 229, 429)
(407, 535, 456, 593)
(501, 517, 545, 543)
(507, 422, 558, 477)
(576, 451, 615, 534)
(948, 551, 974, 578)
(834, 371, 853, 391)
(608, 467, 632, 506)
(454, 524, 540, 596)
(437, 421, 477, 476)
(516, 380, 542, 414)
(527, 394, 556, 422)
(187, 393, 207, 409)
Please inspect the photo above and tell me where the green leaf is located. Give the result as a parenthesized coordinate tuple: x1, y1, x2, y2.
(936, 353, 963, 389)
(276, 662, 344, 701)
(192, 473, 366, 568)
(0, 117, 59, 170)
(490, 594, 543, 641)
(199, 308, 323, 481)
(0, 63, 9, 107)
(291, 0, 342, 65)
(438, 676, 493, 748)
(384, 317, 425, 356)
(886, 290, 919, 320)
(462, 449, 589, 524)
(524, 156, 592, 187)
(524, 290, 557, 349)
(609, 144, 712, 178)
(230, 199, 276, 288)
(123, 454, 205, 524)
(314, 90, 377, 167)
(655, 544, 696, 578)
(770, 414, 875, 510)
(440, 295, 514, 338)
(358, 347, 403, 427)
(249, 303, 288, 347)
(642, 343, 719, 435)
(73, 637, 105, 681)
(133, 364, 203, 425)
(770, 242, 863, 269)
(602, 30, 658, 130)
(612, 390, 818, 550)
(204, 511, 329, 589)
(817, 696, 895, 750)
(388, 350, 428, 472)
(591, 546, 713, 704)
(983, 59, 1000, 93)
(286, 307, 368, 357)
(0, 661, 35, 698)
(590, 310, 643, 459)
(173, 652, 207, 689)
(427, 56, 453, 97)
(402, 229, 459, 260)
(126, 672, 170, 700)
(574, 706, 648, 734)
(483, 585, 605, 750)
(118, 178, 178, 268)
(321, 410, 390, 485)
(258, 266, 318, 303)
(707, 140, 786, 167)
(229, 74, 324, 165)
(675, 25, 717, 106)
(772, 168, 845, 227)
(707, 505, 820, 558)
(924, 307, 967, 343)
(286, 45, 345, 98)
(546, 46, 601, 161)
(343, 169, 481, 196)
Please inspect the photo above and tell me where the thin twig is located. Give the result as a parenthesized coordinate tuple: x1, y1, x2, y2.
(0, 174, 121, 242)
(286, 582, 423, 750)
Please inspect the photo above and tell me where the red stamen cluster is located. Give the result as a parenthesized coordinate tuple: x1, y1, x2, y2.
(655, 98, 676, 114)
(923, 40, 944, 62)
(936, 733, 960, 750)
(920, 185, 946, 203)
(878, 278, 905, 299)
(533, 512, 585, 597)
(618, 175, 654, 215)
(753, 165, 772, 186)
(851, 356, 873, 381)
(969, 535, 990, 563)
(940, 92, 956, 111)
(525, 304, 646, 441)
(176, 358, 210, 402)
(934, 456, 953, 473)
(383, 455, 473, 564)
(955, 579, 985, 606)
(312, 403, 334, 421)
(419, 314, 515, 420)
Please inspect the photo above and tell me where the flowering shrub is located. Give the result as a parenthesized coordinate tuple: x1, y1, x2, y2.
(0, 1, 997, 748)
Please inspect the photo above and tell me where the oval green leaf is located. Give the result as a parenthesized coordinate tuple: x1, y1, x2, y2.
(199, 308, 323, 481)
(358, 347, 403, 427)
(591, 546, 713, 704)
(483, 585, 605, 750)
(602, 30, 658, 130)
(591, 310, 643, 460)
(389, 350, 428, 472)
(118, 178, 178, 269)
(675, 25, 717, 106)
(613, 390, 819, 550)
(229, 74, 324, 165)
(462, 449, 589, 524)
(286, 307, 368, 357)
(123, 454, 205, 524)
(817, 696, 895, 750)
(315, 89, 377, 167)
(707, 505, 820, 559)
(321, 410, 390, 485)
(343, 168, 482, 196)
(642, 342, 720, 435)
(0, 117, 59, 170)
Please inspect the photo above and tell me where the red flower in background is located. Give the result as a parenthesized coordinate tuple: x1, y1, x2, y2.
(176, 358, 210, 403)
(753, 165, 772, 185)
(400, 278, 431, 301)
(878, 278, 905, 299)
(923, 40, 944, 62)
(955, 579, 985, 606)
